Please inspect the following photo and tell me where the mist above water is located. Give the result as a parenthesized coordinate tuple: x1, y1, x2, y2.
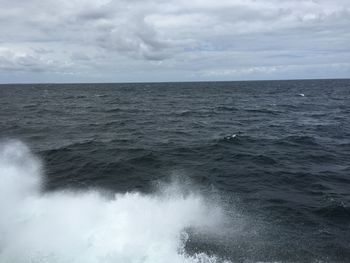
(0, 140, 229, 263)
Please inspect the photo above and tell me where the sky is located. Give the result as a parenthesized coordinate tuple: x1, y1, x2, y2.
(0, 0, 349, 83)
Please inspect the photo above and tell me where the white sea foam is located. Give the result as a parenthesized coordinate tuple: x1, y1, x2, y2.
(0, 140, 230, 263)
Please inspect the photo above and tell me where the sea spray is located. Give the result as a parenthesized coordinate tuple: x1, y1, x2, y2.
(0, 140, 230, 263)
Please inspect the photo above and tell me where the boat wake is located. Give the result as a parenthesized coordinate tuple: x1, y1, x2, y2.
(0, 140, 230, 263)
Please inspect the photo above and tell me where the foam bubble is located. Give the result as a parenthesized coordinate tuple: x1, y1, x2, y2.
(0, 140, 230, 263)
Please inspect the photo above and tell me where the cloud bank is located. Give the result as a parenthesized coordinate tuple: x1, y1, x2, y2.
(0, 0, 349, 82)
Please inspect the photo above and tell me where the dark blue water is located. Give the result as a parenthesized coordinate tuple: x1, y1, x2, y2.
(1, 79, 350, 262)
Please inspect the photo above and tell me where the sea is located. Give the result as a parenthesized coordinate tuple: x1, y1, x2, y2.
(0, 79, 349, 263)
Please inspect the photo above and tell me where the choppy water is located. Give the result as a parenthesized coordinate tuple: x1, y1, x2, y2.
(0, 79, 350, 263)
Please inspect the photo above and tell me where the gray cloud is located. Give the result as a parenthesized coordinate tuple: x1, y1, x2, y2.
(0, 0, 349, 82)
(97, 15, 173, 60)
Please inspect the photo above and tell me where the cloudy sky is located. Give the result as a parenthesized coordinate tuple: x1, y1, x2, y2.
(0, 0, 349, 83)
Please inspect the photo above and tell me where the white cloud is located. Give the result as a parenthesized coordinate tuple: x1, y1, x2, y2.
(0, 0, 349, 82)
(0, 47, 73, 73)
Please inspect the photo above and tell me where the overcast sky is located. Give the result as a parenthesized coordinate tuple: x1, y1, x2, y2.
(0, 0, 349, 83)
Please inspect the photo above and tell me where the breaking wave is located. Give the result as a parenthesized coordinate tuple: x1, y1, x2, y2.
(0, 140, 230, 263)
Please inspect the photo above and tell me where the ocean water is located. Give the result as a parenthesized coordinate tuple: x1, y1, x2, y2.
(0, 79, 349, 263)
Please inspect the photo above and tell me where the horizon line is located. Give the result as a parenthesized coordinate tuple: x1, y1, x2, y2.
(0, 77, 349, 86)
